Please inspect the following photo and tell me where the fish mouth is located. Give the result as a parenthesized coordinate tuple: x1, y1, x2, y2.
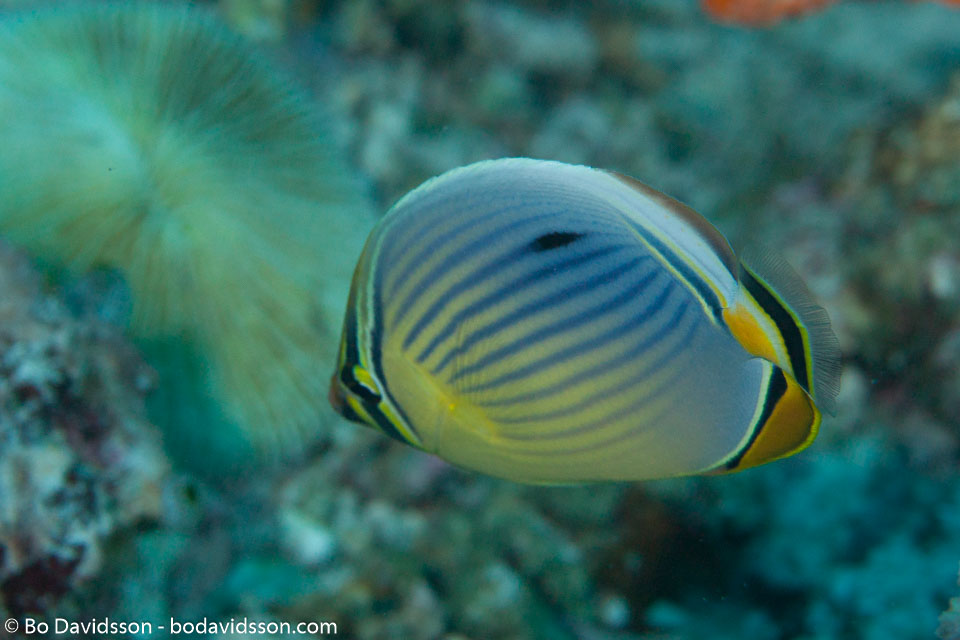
(328, 373, 344, 412)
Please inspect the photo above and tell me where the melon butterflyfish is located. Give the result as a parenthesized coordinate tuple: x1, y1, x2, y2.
(329, 158, 840, 484)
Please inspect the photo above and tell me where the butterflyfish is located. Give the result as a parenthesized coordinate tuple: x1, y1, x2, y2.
(329, 158, 840, 483)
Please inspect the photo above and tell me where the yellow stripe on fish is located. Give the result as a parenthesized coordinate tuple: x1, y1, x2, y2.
(329, 158, 840, 483)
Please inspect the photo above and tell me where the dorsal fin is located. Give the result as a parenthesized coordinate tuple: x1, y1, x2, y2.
(606, 170, 739, 278)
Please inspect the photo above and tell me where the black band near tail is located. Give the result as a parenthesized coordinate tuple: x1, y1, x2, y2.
(740, 267, 810, 394)
(724, 368, 788, 470)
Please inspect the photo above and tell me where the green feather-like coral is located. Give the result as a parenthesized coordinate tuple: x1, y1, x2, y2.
(0, 2, 374, 469)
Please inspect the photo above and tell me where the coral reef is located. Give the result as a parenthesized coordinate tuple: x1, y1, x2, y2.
(939, 568, 960, 640)
(286, 4, 960, 638)
(0, 242, 169, 617)
(832, 71, 960, 455)
(271, 445, 620, 640)
(2, 1, 960, 639)
(320, 0, 960, 218)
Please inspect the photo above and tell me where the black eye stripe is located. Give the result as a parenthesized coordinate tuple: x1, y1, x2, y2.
(337, 398, 366, 425)
(338, 365, 410, 445)
(341, 367, 381, 404)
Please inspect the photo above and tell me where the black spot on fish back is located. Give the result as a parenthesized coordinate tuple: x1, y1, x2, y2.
(530, 231, 585, 252)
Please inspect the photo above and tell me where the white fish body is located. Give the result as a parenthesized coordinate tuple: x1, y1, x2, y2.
(331, 159, 840, 483)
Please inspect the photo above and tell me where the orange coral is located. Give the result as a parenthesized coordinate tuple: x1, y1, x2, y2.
(703, 0, 837, 24)
(703, 0, 960, 24)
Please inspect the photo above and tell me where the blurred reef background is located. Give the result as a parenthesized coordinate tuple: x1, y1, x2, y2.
(2, 1, 960, 639)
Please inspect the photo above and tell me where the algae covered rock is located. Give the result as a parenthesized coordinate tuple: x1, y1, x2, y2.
(0, 242, 169, 617)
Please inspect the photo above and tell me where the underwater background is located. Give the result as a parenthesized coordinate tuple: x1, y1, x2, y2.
(2, 0, 960, 639)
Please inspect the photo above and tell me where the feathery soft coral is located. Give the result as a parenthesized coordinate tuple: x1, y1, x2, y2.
(0, 4, 374, 470)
